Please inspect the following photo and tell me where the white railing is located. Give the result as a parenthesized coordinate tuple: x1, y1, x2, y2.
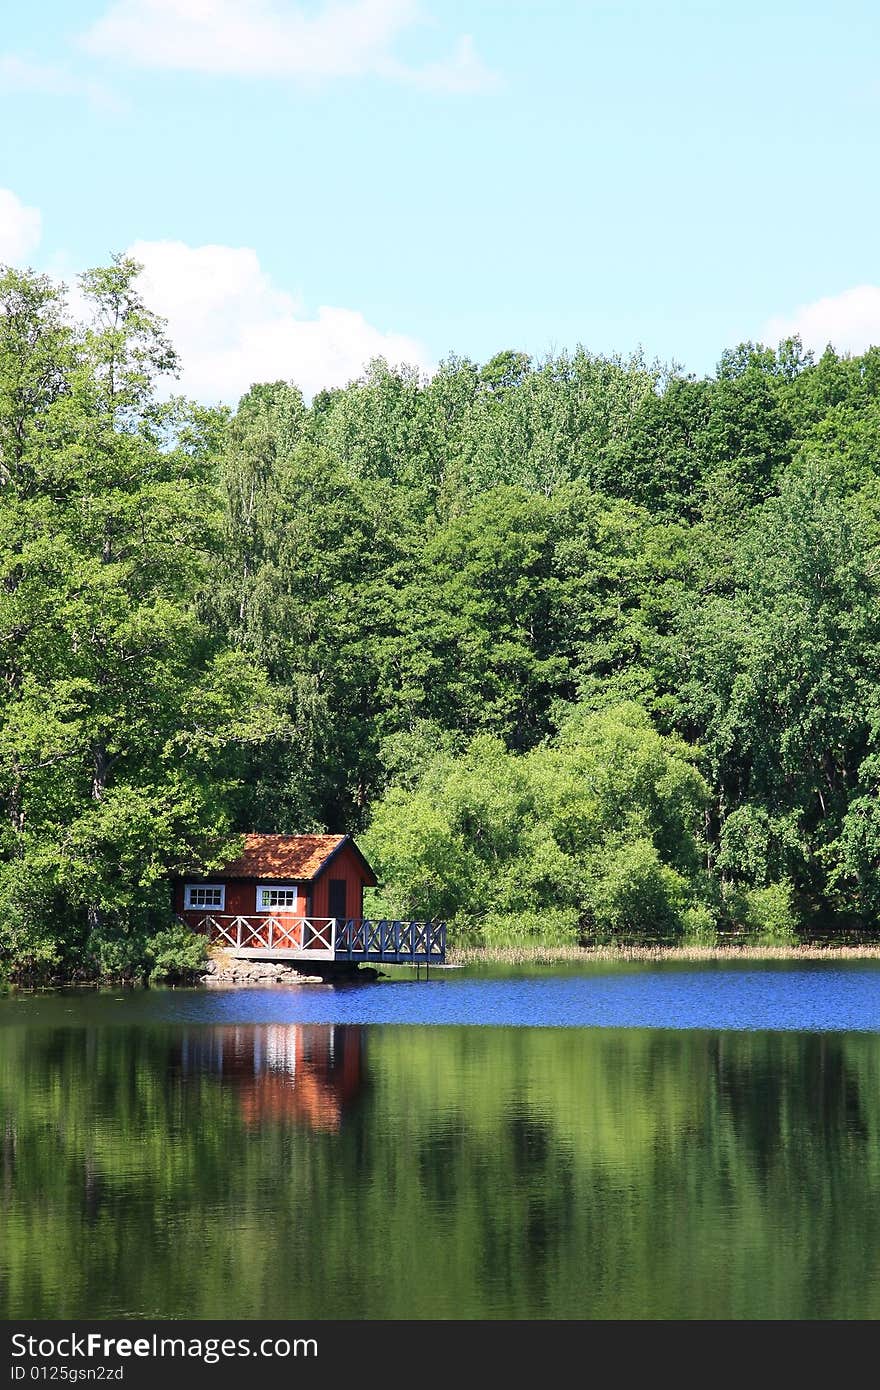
(186, 914, 447, 963)
(194, 914, 337, 957)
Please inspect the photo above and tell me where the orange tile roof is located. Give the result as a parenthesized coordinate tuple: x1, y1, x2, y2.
(220, 834, 348, 881)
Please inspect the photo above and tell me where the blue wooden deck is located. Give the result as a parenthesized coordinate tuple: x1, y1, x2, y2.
(334, 918, 446, 964)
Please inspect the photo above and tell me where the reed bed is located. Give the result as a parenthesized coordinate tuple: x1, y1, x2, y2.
(448, 942, 880, 965)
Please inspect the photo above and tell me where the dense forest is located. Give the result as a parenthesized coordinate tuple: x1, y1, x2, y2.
(3, 255, 880, 980)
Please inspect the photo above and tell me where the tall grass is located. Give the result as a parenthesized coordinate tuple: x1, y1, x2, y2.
(448, 943, 880, 965)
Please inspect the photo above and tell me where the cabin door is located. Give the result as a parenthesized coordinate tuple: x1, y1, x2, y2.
(328, 879, 347, 922)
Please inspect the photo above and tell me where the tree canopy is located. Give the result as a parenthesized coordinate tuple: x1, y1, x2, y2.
(3, 258, 880, 977)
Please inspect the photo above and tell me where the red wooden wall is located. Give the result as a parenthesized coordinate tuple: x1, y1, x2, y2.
(174, 843, 369, 926)
(308, 843, 369, 920)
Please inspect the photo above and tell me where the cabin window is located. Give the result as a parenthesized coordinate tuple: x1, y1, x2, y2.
(184, 883, 225, 911)
(257, 885, 299, 912)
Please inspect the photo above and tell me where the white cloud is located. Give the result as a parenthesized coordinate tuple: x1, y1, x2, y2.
(0, 54, 120, 110)
(0, 187, 42, 266)
(81, 0, 497, 90)
(391, 33, 500, 93)
(763, 285, 880, 358)
(125, 238, 431, 401)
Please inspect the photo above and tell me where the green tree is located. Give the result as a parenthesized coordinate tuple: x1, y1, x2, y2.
(364, 703, 709, 945)
(675, 458, 880, 921)
(0, 260, 282, 981)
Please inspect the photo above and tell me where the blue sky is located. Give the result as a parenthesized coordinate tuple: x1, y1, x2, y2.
(2, 1, 879, 401)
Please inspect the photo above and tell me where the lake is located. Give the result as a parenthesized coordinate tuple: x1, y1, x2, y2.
(3, 960, 880, 1319)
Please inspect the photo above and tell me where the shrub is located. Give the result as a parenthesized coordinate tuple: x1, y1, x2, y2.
(146, 920, 209, 983)
(742, 881, 800, 943)
(478, 908, 579, 947)
(584, 840, 689, 941)
(681, 901, 719, 944)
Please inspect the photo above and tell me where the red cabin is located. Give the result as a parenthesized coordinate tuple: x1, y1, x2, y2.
(174, 832, 445, 966)
(175, 833, 377, 952)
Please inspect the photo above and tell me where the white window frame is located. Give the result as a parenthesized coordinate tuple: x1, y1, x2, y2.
(256, 884, 300, 913)
(184, 883, 226, 911)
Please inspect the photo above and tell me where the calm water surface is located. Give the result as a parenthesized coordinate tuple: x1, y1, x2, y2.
(3, 961, 880, 1319)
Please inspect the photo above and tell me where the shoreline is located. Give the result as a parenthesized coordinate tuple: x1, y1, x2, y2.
(7, 941, 880, 992)
(448, 943, 880, 964)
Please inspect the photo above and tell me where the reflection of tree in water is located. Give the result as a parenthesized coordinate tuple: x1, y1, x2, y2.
(176, 1025, 366, 1132)
(707, 1031, 869, 1180)
(5, 1022, 880, 1317)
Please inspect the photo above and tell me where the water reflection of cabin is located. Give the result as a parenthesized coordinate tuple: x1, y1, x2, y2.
(174, 833, 446, 966)
(177, 1024, 365, 1132)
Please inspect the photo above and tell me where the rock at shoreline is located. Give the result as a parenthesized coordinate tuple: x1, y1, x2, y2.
(201, 952, 324, 986)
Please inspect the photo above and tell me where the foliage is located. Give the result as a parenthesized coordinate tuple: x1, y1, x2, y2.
(0, 261, 282, 982)
(146, 918, 209, 981)
(4, 258, 880, 968)
(363, 704, 708, 945)
(739, 882, 800, 944)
